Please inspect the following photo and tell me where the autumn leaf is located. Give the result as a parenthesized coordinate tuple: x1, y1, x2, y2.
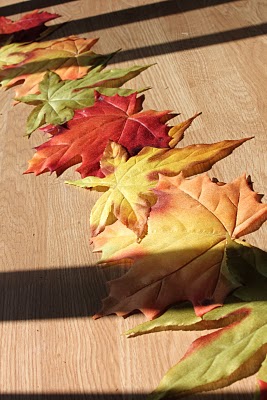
(0, 38, 79, 69)
(0, 35, 116, 98)
(132, 299, 267, 400)
(18, 65, 149, 135)
(125, 241, 267, 337)
(24, 91, 190, 176)
(0, 10, 58, 35)
(0, 42, 27, 69)
(67, 137, 251, 239)
(90, 174, 267, 320)
(0, 9, 60, 45)
(224, 239, 267, 302)
(125, 243, 267, 399)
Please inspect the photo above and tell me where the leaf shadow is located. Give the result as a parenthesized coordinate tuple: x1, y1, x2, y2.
(0, 250, 265, 399)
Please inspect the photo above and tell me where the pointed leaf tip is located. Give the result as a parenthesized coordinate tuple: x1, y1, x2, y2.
(168, 111, 202, 147)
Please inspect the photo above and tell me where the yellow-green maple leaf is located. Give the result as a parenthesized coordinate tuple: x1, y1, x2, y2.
(67, 137, 251, 239)
(124, 242, 267, 399)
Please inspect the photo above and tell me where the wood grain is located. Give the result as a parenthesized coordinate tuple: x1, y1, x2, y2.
(0, 0, 266, 398)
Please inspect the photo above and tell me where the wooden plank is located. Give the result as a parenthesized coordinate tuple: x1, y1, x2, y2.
(0, 0, 266, 398)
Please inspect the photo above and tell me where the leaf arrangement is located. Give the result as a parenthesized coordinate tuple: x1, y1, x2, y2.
(1, 9, 267, 399)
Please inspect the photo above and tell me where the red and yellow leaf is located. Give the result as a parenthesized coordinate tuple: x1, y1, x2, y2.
(0, 9, 60, 44)
(18, 65, 149, 135)
(25, 92, 194, 177)
(91, 174, 267, 319)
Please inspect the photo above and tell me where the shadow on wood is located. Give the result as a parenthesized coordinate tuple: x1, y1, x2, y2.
(1, 23, 265, 72)
(0, 265, 114, 321)
(0, 242, 265, 322)
(114, 23, 267, 63)
(0, 0, 239, 21)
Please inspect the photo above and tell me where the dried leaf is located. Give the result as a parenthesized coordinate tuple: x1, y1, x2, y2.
(24, 92, 195, 177)
(0, 35, 115, 98)
(18, 65, 149, 134)
(0, 9, 60, 44)
(90, 174, 267, 319)
(67, 138, 251, 239)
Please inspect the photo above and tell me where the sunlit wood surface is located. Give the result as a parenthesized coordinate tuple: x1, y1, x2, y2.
(0, 0, 266, 399)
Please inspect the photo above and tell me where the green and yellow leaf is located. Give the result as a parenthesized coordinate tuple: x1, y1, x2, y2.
(17, 65, 149, 134)
(67, 137, 251, 239)
(0, 35, 115, 98)
(123, 238, 267, 399)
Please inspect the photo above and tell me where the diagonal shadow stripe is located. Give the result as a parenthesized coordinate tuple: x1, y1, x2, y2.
(0, 0, 239, 21)
(0, 0, 79, 16)
(0, 23, 265, 77)
(37, 0, 242, 39)
(114, 22, 267, 63)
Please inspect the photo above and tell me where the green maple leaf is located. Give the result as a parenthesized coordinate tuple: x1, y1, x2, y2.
(124, 241, 267, 399)
(17, 65, 149, 135)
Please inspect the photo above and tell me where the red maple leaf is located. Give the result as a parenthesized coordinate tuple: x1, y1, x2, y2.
(0, 9, 59, 43)
(25, 92, 197, 178)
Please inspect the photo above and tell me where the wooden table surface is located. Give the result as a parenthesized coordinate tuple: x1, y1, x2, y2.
(0, 0, 266, 399)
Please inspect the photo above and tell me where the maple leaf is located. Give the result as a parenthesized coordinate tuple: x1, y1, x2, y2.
(125, 240, 267, 336)
(0, 9, 60, 45)
(0, 35, 116, 98)
(130, 300, 267, 400)
(18, 65, 149, 135)
(124, 242, 267, 399)
(24, 91, 190, 176)
(90, 174, 267, 320)
(67, 137, 251, 239)
(0, 38, 78, 69)
(0, 42, 27, 69)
